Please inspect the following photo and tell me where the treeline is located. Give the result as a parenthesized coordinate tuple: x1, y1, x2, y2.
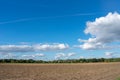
(1, 58, 120, 63)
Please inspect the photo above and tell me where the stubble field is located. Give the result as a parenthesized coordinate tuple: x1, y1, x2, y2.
(0, 62, 120, 80)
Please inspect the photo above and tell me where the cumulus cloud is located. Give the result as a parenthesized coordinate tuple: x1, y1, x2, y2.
(78, 12, 120, 50)
(34, 43, 69, 51)
(0, 43, 69, 53)
(0, 45, 33, 52)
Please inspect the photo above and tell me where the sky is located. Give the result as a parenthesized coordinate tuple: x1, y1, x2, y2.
(0, 0, 120, 60)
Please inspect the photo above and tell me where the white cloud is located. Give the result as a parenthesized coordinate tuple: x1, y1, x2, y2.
(105, 52, 114, 56)
(34, 53, 45, 57)
(55, 53, 66, 59)
(67, 52, 76, 57)
(22, 55, 35, 59)
(105, 52, 115, 57)
(0, 45, 33, 52)
(34, 43, 69, 51)
(22, 53, 45, 59)
(78, 12, 120, 50)
(0, 43, 69, 53)
(0, 52, 10, 55)
(79, 56, 84, 59)
(0, 53, 17, 59)
(55, 52, 76, 59)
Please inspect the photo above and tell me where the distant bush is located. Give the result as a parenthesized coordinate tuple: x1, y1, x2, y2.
(0, 58, 120, 63)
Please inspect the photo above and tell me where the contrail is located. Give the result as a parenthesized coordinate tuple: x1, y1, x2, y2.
(0, 13, 98, 24)
(0, 18, 33, 24)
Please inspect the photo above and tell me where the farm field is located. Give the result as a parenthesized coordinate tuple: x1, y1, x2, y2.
(0, 63, 120, 80)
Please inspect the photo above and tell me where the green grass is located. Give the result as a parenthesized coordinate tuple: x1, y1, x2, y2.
(116, 77, 120, 80)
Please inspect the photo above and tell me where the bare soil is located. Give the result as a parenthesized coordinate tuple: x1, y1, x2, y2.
(0, 62, 120, 80)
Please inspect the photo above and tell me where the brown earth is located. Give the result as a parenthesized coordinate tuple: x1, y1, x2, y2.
(0, 62, 120, 80)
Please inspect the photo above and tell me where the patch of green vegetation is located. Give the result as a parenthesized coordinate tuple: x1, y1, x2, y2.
(116, 77, 120, 80)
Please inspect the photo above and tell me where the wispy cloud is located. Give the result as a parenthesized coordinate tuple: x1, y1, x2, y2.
(0, 12, 98, 25)
(0, 18, 33, 24)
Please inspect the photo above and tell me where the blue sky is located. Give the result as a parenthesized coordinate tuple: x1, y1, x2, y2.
(0, 0, 120, 60)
